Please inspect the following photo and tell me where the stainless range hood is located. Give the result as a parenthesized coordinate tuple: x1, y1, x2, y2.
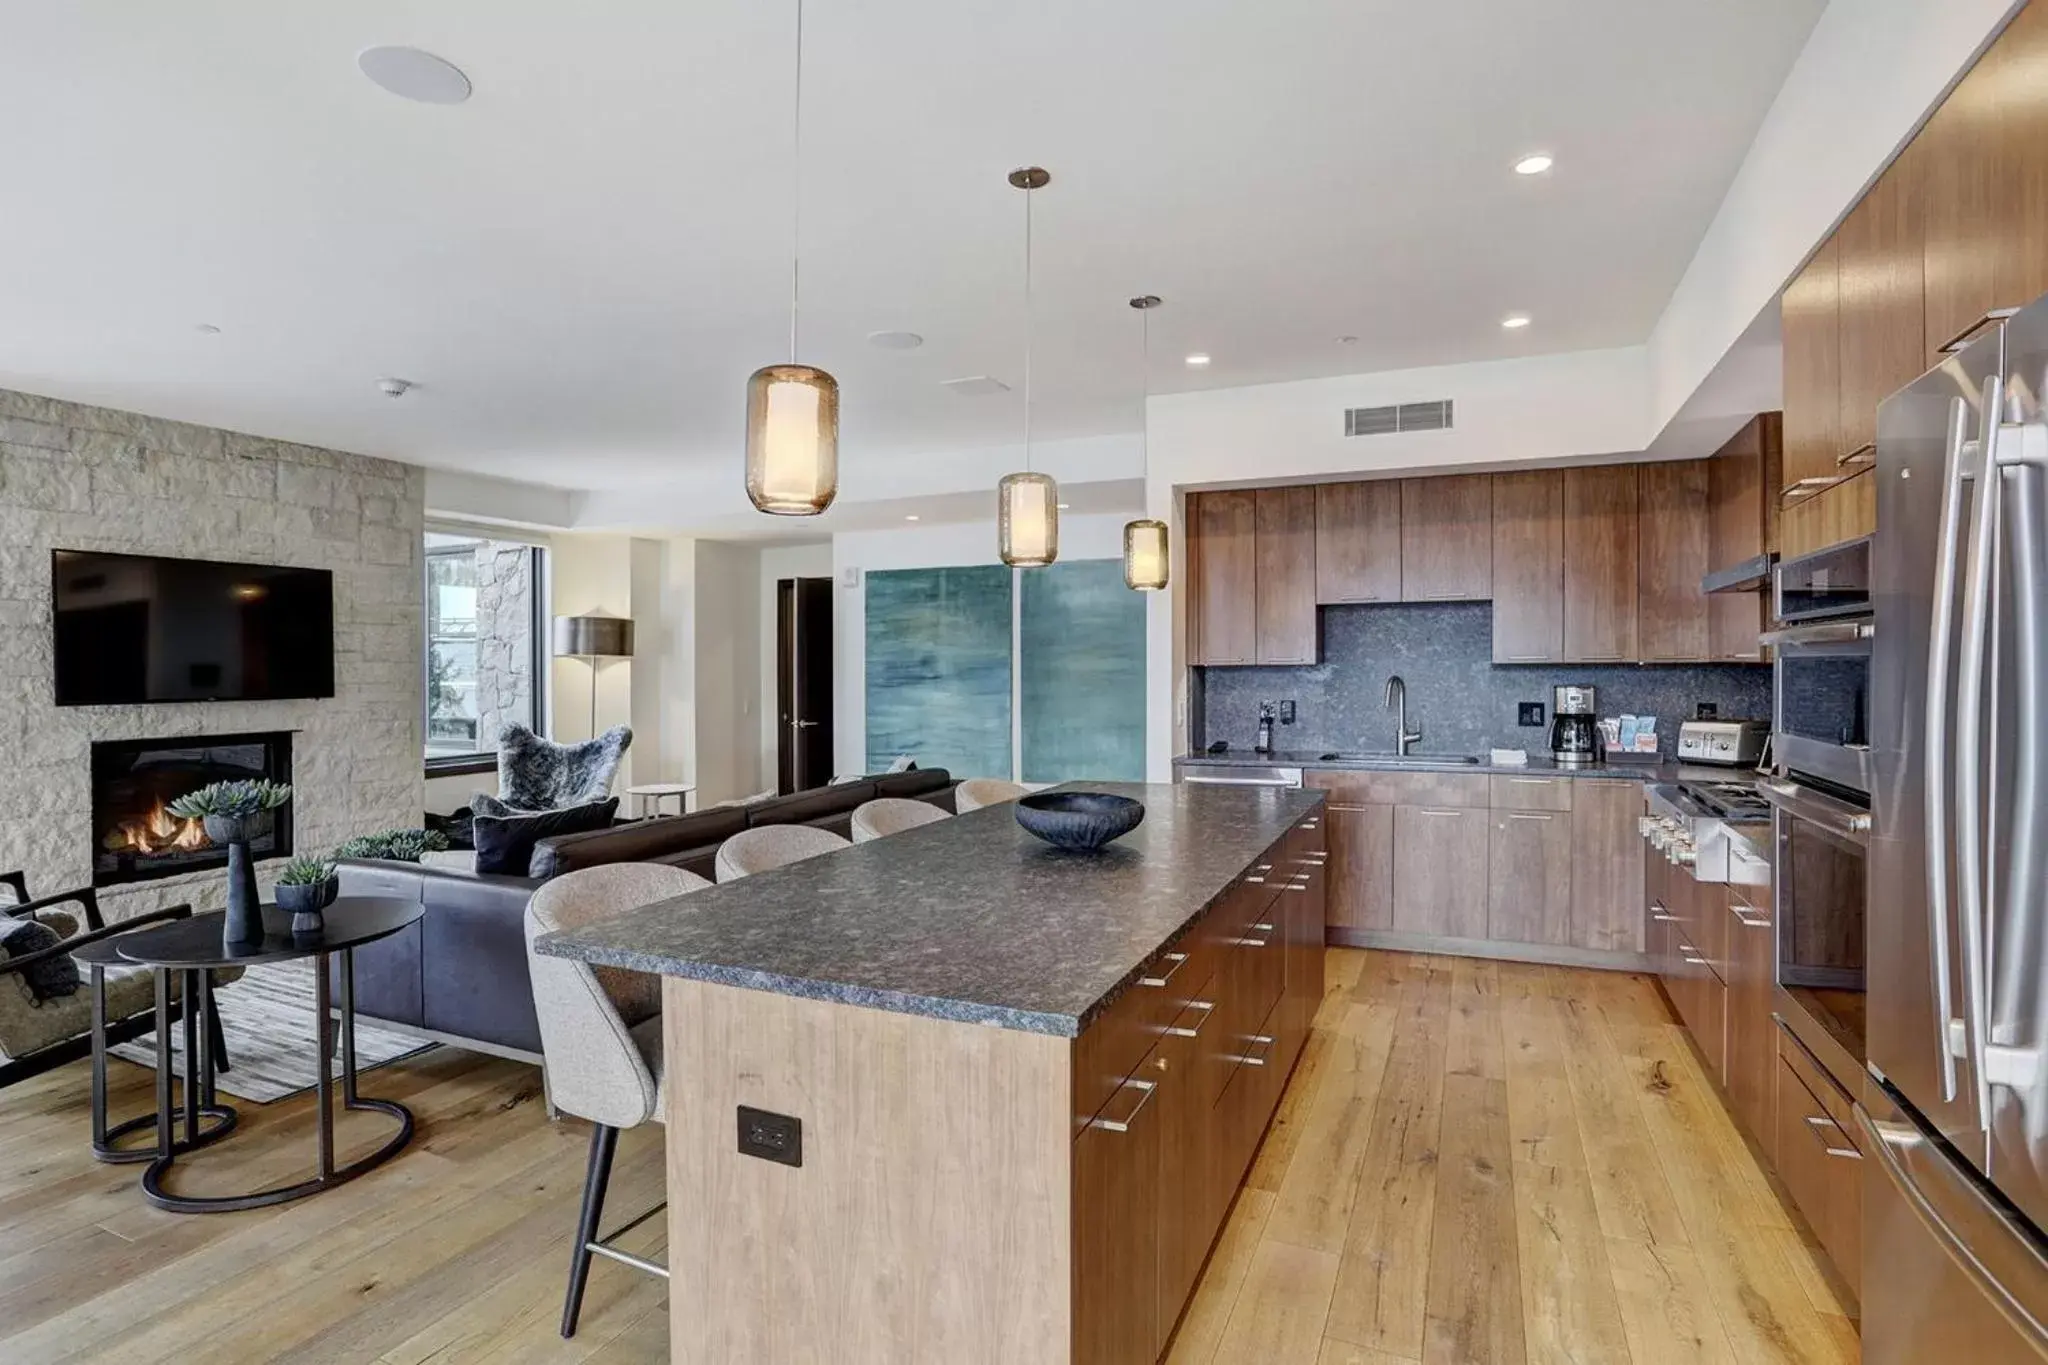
(1701, 551, 1776, 595)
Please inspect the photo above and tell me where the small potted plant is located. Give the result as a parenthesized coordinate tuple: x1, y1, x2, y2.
(275, 854, 339, 936)
(167, 779, 293, 946)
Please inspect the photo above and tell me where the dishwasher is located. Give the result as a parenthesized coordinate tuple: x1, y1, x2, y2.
(1174, 764, 1304, 788)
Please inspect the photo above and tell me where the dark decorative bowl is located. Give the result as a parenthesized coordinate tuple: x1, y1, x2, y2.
(1015, 792, 1146, 852)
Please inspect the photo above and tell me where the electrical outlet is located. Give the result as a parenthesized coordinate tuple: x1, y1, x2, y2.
(1518, 701, 1546, 727)
(1278, 700, 1296, 725)
(1695, 702, 1719, 720)
(737, 1106, 803, 1167)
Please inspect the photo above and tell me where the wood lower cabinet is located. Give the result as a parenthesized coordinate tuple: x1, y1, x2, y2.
(1151, 998, 1211, 1345)
(1399, 475, 1492, 601)
(1315, 481, 1401, 604)
(1562, 466, 1639, 663)
(1773, 1031, 1865, 1302)
(1637, 460, 1712, 662)
(1187, 490, 1257, 666)
(1490, 470, 1564, 663)
(1724, 871, 1777, 1146)
(1568, 780, 1645, 953)
(1487, 807, 1571, 946)
(1254, 486, 1318, 664)
(1073, 1049, 1164, 1365)
(1323, 803, 1393, 931)
(1392, 805, 1489, 938)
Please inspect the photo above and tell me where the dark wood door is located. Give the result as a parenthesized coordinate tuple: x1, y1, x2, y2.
(1487, 808, 1572, 946)
(1835, 148, 1926, 465)
(1391, 805, 1488, 938)
(1254, 486, 1318, 664)
(1399, 475, 1492, 601)
(1151, 1002, 1208, 1351)
(1323, 803, 1393, 932)
(1490, 470, 1563, 663)
(1314, 481, 1401, 604)
(1188, 491, 1258, 666)
(1562, 466, 1639, 663)
(1637, 460, 1711, 662)
(1071, 1051, 1162, 1365)
(1569, 781, 1645, 952)
(1781, 236, 1842, 498)
(775, 576, 835, 794)
(1707, 416, 1775, 663)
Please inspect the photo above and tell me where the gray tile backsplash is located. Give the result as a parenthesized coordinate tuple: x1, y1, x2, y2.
(1193, 603, 1771, 757)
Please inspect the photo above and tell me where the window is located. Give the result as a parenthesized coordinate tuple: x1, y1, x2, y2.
(424, 532, 546, 769)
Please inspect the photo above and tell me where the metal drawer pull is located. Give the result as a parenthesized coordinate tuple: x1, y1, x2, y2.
(1507, 812, 1553, 822)
(1250, 922, 1276, 933)
(1234, 935, 1269, 947)
(1164, 1001, 1214, 1037)
(1419, 808, 1463, 817)
(1837, 443, 1876, 468)
(1730, 905, 1770, 928)
(1234, 1035, 1277, 1066)
(1244, 877, 1266, 885)
(1681, 953, 1709, 966)
(1651, 910, 1680, 923)
(1805, 1114, 1862, 1159)
(1509, 777, 1553, 785)
(1139, 952, 1187, 989)
(1091, 1078, 1157, 1133)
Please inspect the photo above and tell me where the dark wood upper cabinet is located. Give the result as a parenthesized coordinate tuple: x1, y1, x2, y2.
(1562, 466, 1638, 663)
(1637, 460, 1712, 662)
(1490, 470, 1563, 663)
(1314, 481, 1401, 604)
(1186, 490, 1257, 666)
(1997, 2, 2048, 334)
(1399, 475, 1492, 601)
(1253, 486, 1318, 665)
(1921, 24, 2005, 356)
(1781, 236, 1842, 499)
(1707, 415, 1777, 662)
(1836, 148, 1926, 463)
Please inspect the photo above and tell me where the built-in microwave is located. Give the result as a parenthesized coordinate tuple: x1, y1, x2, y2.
(1765, 615, 1872, 794)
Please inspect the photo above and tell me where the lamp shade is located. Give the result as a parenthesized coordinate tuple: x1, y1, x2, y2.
(552, 614, 635, 659)
(745, 364, 839, 515)
(1123, 518, 1169, 591)
(998, 471, 1059, 568)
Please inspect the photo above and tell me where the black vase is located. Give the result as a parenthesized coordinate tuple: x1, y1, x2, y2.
(204, 813, 271, 947)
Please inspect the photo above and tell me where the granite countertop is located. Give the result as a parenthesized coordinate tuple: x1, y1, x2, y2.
(533, 781, 1324, 1038)
(1173, 749, 1706, 781)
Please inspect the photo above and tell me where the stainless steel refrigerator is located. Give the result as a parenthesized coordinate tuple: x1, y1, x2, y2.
(1868, 298, 2048, 1359)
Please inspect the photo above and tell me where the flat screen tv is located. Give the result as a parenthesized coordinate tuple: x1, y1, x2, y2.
(52, 550, 336, 705)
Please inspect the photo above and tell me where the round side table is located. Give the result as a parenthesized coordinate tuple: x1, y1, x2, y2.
(73, 933, 237, 1165)
(113, 896, 424, 1214)
(626, 782, 696, 818)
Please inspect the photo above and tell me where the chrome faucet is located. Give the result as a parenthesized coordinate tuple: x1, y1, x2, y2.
(1385, 675, 1423, 755)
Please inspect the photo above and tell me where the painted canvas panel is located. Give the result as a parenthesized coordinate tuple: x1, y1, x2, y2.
(865, 566, 1013, 778)
(1021, 558, 1146, 782)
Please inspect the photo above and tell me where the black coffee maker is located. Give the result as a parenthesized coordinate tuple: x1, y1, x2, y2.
(1549, 684, 1600, 766)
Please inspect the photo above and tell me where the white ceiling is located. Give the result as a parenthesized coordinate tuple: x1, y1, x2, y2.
(0, 1, 1824, 493)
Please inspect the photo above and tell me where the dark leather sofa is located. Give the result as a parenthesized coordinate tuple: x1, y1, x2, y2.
(335, 769, 957, 1060)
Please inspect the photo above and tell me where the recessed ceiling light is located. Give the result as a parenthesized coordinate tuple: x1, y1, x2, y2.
(905, 514, 921, 522)
(941, 375, 1010, 396)
(1336, 335, 1358, 345)
(194, 323, 221, 335)
(358, 46, 473, 105)
(867, 330, 923, 351)
(1184, 353, 1211, 368)
(377, 377, 416, 397)
(1513, 154, 1554, 176)
(1501, 314, 1532, 330)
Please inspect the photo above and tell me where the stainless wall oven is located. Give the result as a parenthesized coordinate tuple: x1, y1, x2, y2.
(1764, 775, 1869, 1065)
(1766, 615, 1873, 795)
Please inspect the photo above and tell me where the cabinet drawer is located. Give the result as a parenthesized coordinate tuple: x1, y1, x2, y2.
(1772, 1045, 1864, 1299)
(1074, 948, 1220, 1131)
(1306, 769, 1490, 808)
(1489, 774, 1574, 811)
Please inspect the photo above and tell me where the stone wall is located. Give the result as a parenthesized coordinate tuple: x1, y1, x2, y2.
(0, 387, 425, 918)
(473, 542, 534, 751)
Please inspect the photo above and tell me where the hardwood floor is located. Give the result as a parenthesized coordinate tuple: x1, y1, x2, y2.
(0, 949, 1855, 1365)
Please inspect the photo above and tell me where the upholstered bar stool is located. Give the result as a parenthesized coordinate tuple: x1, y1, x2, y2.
(524, 862, 709, 1338)
(848, 797, 949, 844)
(712, 825, 849, 882)
(953, 778, 1028, 812)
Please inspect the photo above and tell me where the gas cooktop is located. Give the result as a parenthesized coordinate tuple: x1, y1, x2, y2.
(1677, 780, 1771, 823)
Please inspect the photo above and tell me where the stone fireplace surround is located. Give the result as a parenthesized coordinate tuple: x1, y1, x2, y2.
(0, 386, 426, 920)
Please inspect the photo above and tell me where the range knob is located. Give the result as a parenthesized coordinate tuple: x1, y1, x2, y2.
(1670, 844, 1697, 866)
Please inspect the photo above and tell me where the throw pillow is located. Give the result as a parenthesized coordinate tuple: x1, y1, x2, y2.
(471, 793, 513, 819)
(497, 723, 632, 811)
(473, 797, 619, 877)
(0, 914, 80, 1002)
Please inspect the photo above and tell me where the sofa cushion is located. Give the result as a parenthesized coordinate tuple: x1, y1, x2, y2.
(874, 769, 952, 800)
(474, 797, 619, 876)
(749, 782, 877, 828)
(533, 806, 751, 879)
(0, 914, 78, 1002)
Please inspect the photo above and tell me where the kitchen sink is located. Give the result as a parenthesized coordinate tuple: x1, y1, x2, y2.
(1315, 752, 1483, 766)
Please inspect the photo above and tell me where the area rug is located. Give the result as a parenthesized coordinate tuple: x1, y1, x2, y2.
(110, 958, 434, 1103)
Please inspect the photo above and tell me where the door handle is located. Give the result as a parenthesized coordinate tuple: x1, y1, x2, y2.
(1957, 372, 2007, 1127)
(1090, 1078, 1157, 1133)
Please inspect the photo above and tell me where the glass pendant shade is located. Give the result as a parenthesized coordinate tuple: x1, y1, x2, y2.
(1123, 518, 1170, 590)
(998, 471, 1060, 567)
(745, 364, 839, 515)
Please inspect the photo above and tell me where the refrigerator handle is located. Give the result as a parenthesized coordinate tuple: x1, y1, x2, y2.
(1926, 394, 1971, 1101)
(1958, 372, 2005, 1133)
(1855, 1103, 2048, 1352)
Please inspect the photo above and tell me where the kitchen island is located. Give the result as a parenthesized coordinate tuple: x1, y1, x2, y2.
(536, 781, 1326, 1365)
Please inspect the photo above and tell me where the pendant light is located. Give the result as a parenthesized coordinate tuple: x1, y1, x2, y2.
(998, 166, 1058, 567)
(745, 0, 838, 516)
(1124, 295, 1169, 591)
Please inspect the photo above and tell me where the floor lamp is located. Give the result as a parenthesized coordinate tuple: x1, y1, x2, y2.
(552, 614, 635, 737)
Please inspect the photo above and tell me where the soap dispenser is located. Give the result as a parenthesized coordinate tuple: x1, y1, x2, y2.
(1254, 701, 1276, 755)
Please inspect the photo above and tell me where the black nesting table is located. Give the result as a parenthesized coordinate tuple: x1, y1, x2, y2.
(100, 896, 423, 1213)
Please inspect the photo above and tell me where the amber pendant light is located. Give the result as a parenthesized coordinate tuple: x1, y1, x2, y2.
(998, 167, 1058, 567)
(745, 0, 838, 516)
(1124, 294, 1169, 591)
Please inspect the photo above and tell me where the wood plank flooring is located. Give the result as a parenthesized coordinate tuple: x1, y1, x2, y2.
(0, 949, 1856, 1364)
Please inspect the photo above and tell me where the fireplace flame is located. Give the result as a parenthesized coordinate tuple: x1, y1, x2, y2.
(103, 801, 213, 857)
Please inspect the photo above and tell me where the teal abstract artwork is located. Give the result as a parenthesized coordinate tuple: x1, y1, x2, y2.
(1020, 559, 1146, 782)
(865, 566, 1013, 778)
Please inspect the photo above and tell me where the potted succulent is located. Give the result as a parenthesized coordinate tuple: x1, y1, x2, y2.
(167, 779, 292, 946)
(274, 854, 339, 936)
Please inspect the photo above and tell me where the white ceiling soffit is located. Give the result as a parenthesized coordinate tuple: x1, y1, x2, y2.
(0, 0, 1823, 496)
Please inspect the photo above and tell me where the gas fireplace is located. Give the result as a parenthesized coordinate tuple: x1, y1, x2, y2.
(90, 732, 293, 887)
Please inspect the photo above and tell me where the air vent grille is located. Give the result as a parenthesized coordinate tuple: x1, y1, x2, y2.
(1344, 399, 1454, 437)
